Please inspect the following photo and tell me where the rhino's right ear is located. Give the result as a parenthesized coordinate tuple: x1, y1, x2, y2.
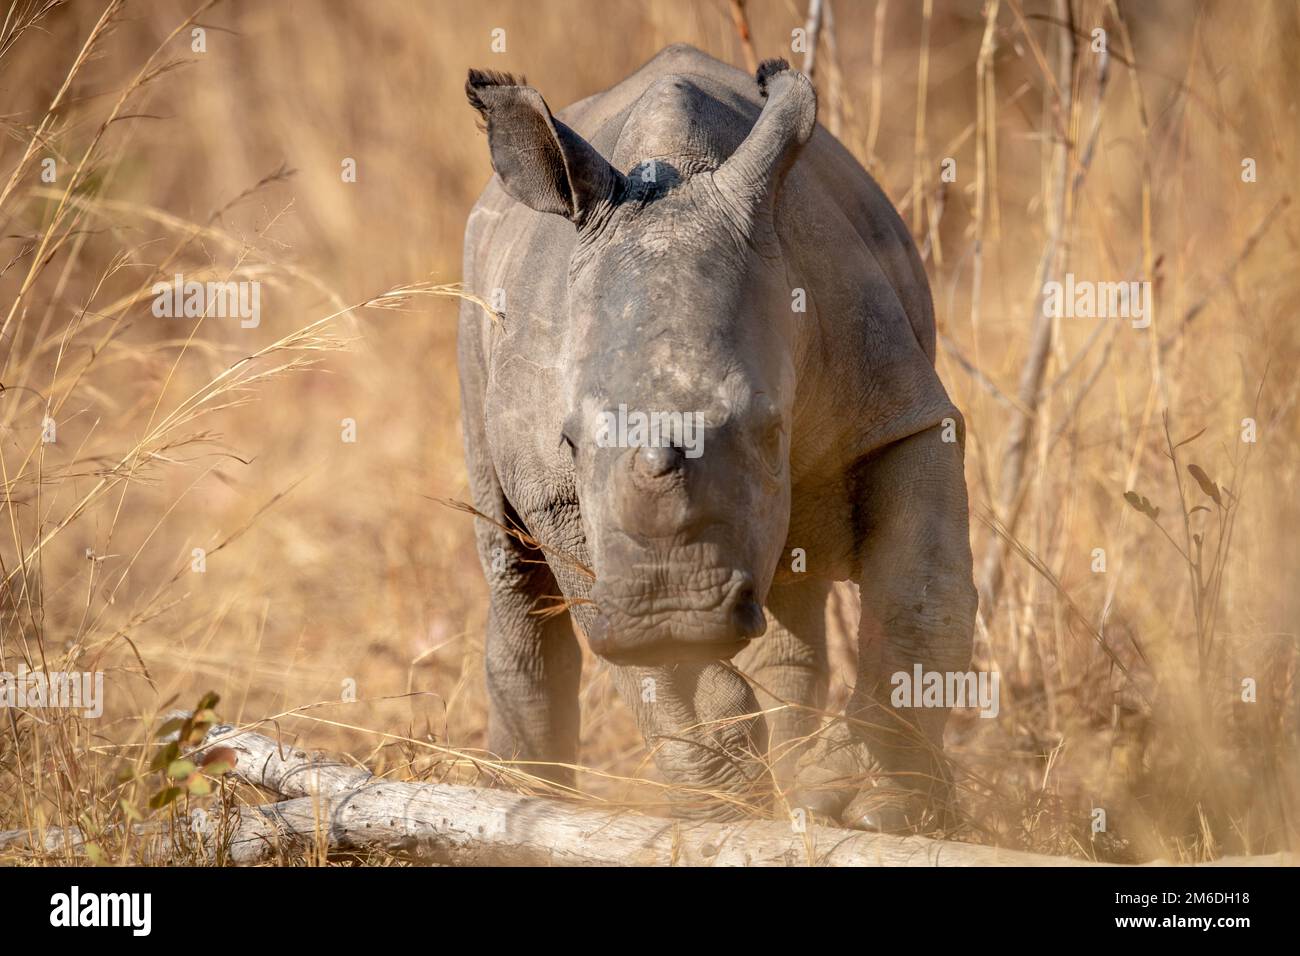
(466, 69, 622, 225)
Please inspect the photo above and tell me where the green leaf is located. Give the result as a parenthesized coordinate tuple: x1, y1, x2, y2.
(156, 716, 188, 739)
(120, 799, 143, 823)
(195, 691, 220, 712)
(148, 741, 180, 774)
(187, 776, 212, 796)
(200, 746, 237, 775)
(166, 759, 197, 780)
(148, 786, 184, 810)
(85, 843, 104, 865)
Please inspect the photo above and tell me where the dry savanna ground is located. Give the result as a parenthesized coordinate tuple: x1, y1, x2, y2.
(0, 0, 1296, 864)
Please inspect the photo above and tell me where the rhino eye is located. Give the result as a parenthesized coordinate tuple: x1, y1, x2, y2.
(759, 417, 784, 473)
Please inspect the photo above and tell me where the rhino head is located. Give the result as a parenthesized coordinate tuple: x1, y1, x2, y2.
(467, 60, 817, 666)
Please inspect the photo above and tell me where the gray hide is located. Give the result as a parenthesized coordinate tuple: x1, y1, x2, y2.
(458, 44, 977, 830)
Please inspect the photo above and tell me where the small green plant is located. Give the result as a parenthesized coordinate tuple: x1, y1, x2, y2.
(105, 691, 236, 864)
(144, 692, 234, 809)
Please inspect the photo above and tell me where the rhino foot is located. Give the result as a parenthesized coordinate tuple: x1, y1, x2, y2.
(787, 719, 874, 823)
(841, 778, 958, 835)
(841, 786, 928, 834)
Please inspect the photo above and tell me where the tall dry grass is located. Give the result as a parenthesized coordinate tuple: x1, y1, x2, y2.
(0, 0, 1296, 864)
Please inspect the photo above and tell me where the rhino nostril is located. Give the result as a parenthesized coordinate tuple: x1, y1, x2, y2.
(634, 444, 683, 478)
(731, 587, 766, 638)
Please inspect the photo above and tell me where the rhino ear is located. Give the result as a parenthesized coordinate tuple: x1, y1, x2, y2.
(713, 58, 817, 209)
(466, 69, 622, 224)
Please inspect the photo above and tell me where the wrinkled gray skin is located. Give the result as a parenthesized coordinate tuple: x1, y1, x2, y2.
(458, 45, 976, 830)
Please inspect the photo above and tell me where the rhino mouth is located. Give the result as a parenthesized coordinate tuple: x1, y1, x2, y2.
(585, 572, 766, 665)
(596, 634, 752, 667)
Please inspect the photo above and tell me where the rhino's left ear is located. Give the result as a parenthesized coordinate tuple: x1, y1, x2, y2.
(466, 69, 623, 225)
(713, 58, 817, 208)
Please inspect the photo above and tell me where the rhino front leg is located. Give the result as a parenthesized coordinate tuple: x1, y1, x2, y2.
(844, 419, 978, 832)
(473, 499, 583, 790)
(609, 662, 770, 819)
(733, 578, 831, 794)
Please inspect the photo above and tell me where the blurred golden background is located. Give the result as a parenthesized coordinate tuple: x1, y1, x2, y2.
(1, 0, 1296, 862)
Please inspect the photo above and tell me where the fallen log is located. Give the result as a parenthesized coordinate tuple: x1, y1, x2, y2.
(184, 724, 1080, 866)
(2, 724, 1294, 866)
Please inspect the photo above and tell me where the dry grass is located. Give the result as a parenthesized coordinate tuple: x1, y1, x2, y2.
(0, 0, 1296, 865)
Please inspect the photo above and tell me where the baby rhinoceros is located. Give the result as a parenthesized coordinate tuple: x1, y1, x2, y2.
(458, 44, 977, 832)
